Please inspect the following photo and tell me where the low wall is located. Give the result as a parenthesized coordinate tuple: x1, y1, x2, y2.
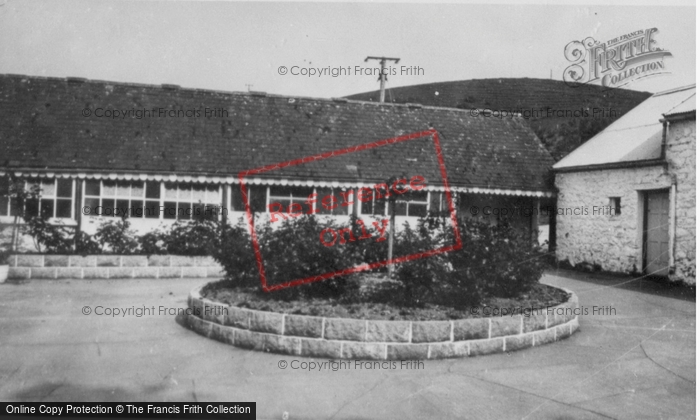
(6, 254, 224, 280)
(184, 284, 580, 359)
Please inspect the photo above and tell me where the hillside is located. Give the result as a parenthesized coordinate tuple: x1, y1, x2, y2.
(346, 78, 652, 161)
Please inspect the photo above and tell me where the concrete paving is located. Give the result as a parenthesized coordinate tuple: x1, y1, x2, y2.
(0, 269, 695, 419)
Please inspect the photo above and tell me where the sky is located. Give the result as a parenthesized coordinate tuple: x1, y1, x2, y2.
(0, 1, 695, 98)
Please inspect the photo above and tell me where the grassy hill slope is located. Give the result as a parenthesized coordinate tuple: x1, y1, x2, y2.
(346, 78, 652, 161)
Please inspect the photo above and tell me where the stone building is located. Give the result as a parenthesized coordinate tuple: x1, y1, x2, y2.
(0, 74, 554, 251)
(553, 85, 695, 284)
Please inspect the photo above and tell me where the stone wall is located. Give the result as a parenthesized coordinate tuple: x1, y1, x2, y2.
(184, 285, 580, 359)
(6, 254, 224, 280)
(555, 118, 695, 284)
(665, 119, 696, 282)
(555, 165, 672, 274)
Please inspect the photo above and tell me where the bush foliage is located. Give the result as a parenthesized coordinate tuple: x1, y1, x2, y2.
(9, 180, 545, 305)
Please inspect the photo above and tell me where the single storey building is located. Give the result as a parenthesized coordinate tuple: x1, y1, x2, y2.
(0, 74, 555, 251)
(553, 85, 695, 284)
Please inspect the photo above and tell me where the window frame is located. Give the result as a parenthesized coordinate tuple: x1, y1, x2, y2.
(29, 178, 75, 220)
(83, 179, 161, 219)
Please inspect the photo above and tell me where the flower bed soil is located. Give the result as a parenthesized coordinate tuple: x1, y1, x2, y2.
(201, 276, 569, 321)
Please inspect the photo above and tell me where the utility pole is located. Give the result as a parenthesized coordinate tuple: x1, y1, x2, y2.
(245, 84, 253, 92)
(364, 56, 400, 103)
(365, 56, 400, 278)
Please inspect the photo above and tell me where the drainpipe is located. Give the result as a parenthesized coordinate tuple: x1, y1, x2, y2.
(669, 179, 676, 274)
(660, 120, 668, 161)
(661, 119, 674, 275)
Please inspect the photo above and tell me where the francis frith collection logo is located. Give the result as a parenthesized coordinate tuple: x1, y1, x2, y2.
(563, 28, 672, 88)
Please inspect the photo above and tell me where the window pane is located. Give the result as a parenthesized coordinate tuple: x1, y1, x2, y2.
(116, 181, 130, 197)
(394, 202, 407, 216)
(206, 185, 220, 204)
(164, 182, 178, 199)
(102, 198, 116, 217)
(115, 199, 130, 218)
(145, 181, 160, 199)
(408, 203, 427, 217)
(333, 204, 349, 216)
(406, 191, 428, 202)
(192, 185, 206, 202)
(56, 199, 72, 218)
(290, 198, 308, 214)
(0, 178, 8, 216)
(192, 203, 206, 221)
(316, 188, 333, 215)
(249, 186, 267, 213)
(373, 199, 386, 216)
(24, 196, 39, 217)
(103, 181, 116, 197)
(177, 202, 192, 219)
(230, 185, 245, 211)
(41, 180, 56, 197)
(429, 192, 442, 212)
(0, 197, 7, 216)
(130, 200, 144, 218)
(57, 179, 73, 198)
(291, 186, 314, 199)
(163, 201, 177, 219)
(130, 182, 144, 198)
(40, 199, 54, 218)
(269, 186, 289, 198)
(178, 184, 192, 201)
(9, 198, 19, 216)
(145, 200, 160, 219)
(84, 197, 99, 215)
(85, 180, 100, 196)
(361, 200, 373, 215)
(0, 176, 8, 196)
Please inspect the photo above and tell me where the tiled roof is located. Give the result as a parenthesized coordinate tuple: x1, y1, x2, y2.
(554, 85, 696, 169)
(664, 91, 695, 117)
(0, 74, 554, 193)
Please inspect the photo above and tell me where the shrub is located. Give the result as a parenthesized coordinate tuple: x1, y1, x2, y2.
(210, 219, 258, 288)
(0, 248, 10, 265)
(94, 218, 139, 254)
(255, 215, 361, 300)
(448, 219, 545, 299)
(23, 217, 74, 254)
(138, 230, 166, 255)
(343, 214, 389, 268)
(161, 219, 220, 256)
(74, 231, 101, 255)
(391, 219, 450, 307)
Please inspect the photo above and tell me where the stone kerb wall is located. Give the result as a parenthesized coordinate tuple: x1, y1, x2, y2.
(6, 254, 224, 280)
(184, 285, 580, 360)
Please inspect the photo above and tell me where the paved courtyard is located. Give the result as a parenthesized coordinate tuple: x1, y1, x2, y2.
(0, 269, 695, 419)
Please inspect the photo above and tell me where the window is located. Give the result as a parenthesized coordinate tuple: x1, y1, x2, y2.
(269, 186, 314, 207)
(429, 191, 450, 216)
(84, 180, 161, 218)
(231, 184, 268, 213)
(163, 182, 220, 220)
(0, 176, 9, 216)
(609, 197, 621, 216)
(395, 191, 429, 217)
(359, 187, 430, 217)
(314, 188, 353, 216)
(24, 178, 74, 219)
(359, 187, 388, 216)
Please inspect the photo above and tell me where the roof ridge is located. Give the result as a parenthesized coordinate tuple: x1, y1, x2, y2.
(0, 73, 525, 118)
(652, 84, 696, 97)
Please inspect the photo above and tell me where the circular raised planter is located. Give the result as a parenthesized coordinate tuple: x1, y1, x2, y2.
(182, 284, 579, 359)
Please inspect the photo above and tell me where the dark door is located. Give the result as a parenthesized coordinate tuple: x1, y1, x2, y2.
(643, 190, 670, 276)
